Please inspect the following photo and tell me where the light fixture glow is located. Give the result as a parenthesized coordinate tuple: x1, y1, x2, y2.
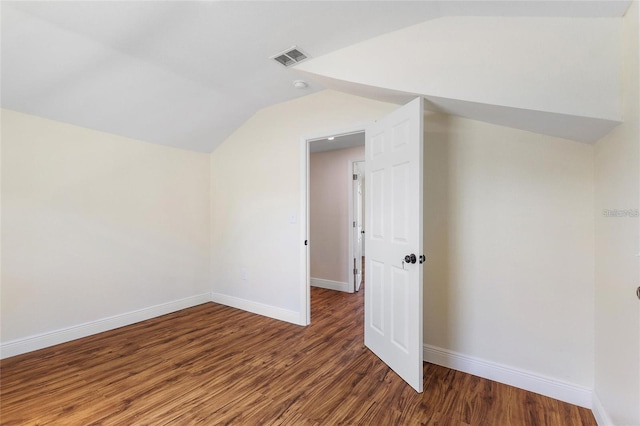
(328, 137, 335, 141)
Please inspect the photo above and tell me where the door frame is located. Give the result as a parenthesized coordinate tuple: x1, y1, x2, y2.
(299, 124, 368, 325)
(348, 159, 365, 292)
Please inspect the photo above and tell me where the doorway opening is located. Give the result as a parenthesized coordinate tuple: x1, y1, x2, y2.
(302, 128, 366, 323)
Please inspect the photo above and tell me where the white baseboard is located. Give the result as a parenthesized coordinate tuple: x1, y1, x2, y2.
(591, 391, 614, 426)
(423, 344, 592, 409)
(310, 277, 352, 293)
(210, 292, 304, 326)
(0, 293, 212, 360)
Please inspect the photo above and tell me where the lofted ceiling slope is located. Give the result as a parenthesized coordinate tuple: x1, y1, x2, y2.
(1, 1, 632, 152)
(297, 12, 628, 143)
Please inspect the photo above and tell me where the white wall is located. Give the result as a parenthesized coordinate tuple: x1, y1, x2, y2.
(1, 109, 211, 356)
(593, 1, 640, 424)
(310, 146, 365, 285)
(297, 16, 622, 142)
(298, 17, 620, 121)
(209, 90, 396, 321)
(423, 113, 595, 397)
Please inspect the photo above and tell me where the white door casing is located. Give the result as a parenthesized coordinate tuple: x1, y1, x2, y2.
(364, 97, 424, 392)
(354, 161, 364, 292)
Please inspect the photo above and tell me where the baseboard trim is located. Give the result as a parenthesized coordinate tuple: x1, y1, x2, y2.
(310, 277, 352, 293)
(0, 293, 212, 360)
(423, 344, 592, 409)
(210, 292, 304, 326)
(591, 391, 614, 426)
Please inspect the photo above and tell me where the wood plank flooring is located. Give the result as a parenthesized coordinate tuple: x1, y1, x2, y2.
(1, 287, 596, 425)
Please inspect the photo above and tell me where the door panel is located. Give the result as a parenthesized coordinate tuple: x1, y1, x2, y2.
(370, 169, 385, 240)
(365, 97, 423, 392)
(391, 266, 409, 351)
(392, 162, 410, 243)
(370, 259, 385, 333)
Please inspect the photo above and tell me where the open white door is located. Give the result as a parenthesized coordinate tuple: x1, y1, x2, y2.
(365, 97, 423, 392)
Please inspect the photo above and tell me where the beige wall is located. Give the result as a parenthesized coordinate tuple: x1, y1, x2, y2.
(310, 146, 365, 284)
(210, 90, 396, 318)
(423, 112, 595, 389)
(1, 110, 211, 348)
(594, 1, 640, 424)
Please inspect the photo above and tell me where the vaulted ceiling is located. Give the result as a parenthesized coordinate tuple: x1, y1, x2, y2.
(1, 1, 632, 152)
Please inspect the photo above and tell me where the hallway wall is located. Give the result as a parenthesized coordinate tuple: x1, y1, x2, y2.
(310, 146, 365, 286)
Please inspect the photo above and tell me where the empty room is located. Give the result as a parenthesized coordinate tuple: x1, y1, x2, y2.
(1, 1, 638, 425)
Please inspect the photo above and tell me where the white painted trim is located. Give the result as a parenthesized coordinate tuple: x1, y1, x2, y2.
(423, 344, 592, 409)
(210, 292, 303, 326)
(347, 159, 355, 293)
(0, 293, 211, 359)
(591, 391, 614, 426)
(310, 277, 352, 293)
(299, 135, 311, 325)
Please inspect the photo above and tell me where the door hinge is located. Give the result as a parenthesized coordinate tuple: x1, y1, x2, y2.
(353, 174, 358, 180)
(353, 221, 356, 227)
(353, 268, 358, 275)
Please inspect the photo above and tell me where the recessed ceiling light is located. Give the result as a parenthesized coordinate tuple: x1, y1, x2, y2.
(328, 137, 335, 141)
(293, 80, 308, 89)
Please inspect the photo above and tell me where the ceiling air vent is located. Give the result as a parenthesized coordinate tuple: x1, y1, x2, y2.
(271, 46, 309, 67)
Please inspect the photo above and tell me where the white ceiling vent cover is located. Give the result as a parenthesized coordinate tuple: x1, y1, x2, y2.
(271, 46, 309, 67)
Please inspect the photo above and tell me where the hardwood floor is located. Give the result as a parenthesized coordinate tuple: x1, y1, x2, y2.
(1, 287, 596, 425)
